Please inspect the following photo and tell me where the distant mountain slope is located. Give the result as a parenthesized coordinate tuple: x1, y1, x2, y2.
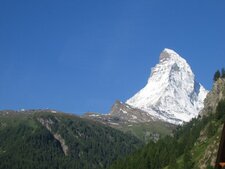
(0, 110, 142, 169)
(84, 101, 175, 142)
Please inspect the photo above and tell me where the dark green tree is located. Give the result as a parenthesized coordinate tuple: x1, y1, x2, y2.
(215, 100, 225, 120)
(207, 122, 216, 137)
(214, 70, 221, 81)
(206, 165, 214, 169)
(222, 68, 225, 78)
(183, 149, 194, 169)
(168, 153, 179, 169)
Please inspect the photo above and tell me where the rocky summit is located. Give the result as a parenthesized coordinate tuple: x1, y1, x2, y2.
(126, 48, 208, 124)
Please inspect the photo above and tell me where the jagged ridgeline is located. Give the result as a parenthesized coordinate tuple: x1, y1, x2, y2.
(109, 77, 225, 169)
(0, 110, 142, 169)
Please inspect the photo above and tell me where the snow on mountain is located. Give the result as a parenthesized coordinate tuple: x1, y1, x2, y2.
(126, 48, 208, 124)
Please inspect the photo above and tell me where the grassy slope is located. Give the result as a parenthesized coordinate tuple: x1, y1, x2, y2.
(163, 116, 222, 169)
(113, 121, 175, 142)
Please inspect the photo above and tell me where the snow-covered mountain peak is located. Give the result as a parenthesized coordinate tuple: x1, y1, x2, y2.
(126, 48, 208, 124)
(160, 48, 181, 61)
(159, 48, 188, 66)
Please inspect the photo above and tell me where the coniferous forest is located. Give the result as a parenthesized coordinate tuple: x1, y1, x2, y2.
(109, 99, 225, 169)
(109, 72, 225, 169)
(0, 112, 142, 169)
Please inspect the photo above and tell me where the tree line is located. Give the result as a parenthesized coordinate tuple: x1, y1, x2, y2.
(214, 68, 225, 81)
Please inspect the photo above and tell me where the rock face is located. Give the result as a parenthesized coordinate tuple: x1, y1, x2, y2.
(110, 101, 155, 123)
(84, 101, 175, 142)
(126, 48, 208, 124)
(200, 78, 225, 116)
(38, 117, 69, 156)
(84, 101, 155, 125)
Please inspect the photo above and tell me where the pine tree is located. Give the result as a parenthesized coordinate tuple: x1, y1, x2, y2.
(214, 70, 221, 81)
(168, 153, 178, 169)
(183, 149, 194, 169)
(215, 100, 225, 120)
(207, 122, 216, 137)
(222, 68, 225, 78)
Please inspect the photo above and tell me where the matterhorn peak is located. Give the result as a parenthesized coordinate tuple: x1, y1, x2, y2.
(126, 48, 208, 124)
(160, 48, 185, 62)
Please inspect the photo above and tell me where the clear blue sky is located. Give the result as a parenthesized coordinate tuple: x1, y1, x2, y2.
(0, 0, 225, 114)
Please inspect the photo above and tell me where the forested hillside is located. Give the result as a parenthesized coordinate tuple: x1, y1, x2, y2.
(0, 110, 142, 169)
(109, 75, 225, 169)
(109, 99, 225, 169)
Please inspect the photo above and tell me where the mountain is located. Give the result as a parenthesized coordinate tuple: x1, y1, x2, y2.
(109, 76, 225, 169)
(85, 101, 156, 125)
(84, 101, 175, 142)
(84, 48, 207, 141)
(0, 110, 142, 169)
(126, 48, 208, 124)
